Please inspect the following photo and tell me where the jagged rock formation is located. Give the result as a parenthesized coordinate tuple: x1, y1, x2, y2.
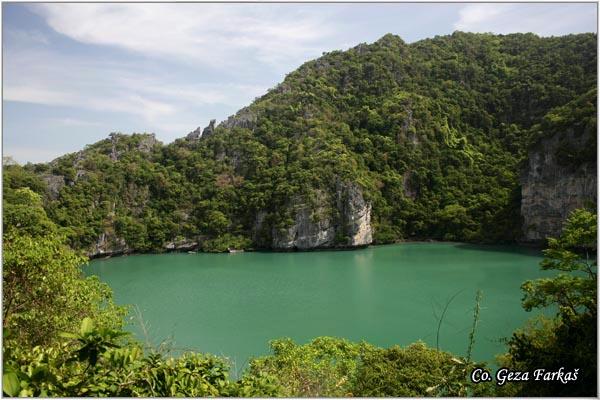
(108, 132, 160, 159)
(202, 119, 216, 137)
(338, 182, 373, 246)
(186, 126, 203, 140)
(164, 238, 199, 251)
(186, 120, 217, 140)
(219, 107, 257, 130)
(521, 129, 597, 242)
(271, 192, 335, 250)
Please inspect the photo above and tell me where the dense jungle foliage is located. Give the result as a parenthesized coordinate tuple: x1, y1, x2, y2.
(6, 31, 597, 254)
(3, 181, 596, 396)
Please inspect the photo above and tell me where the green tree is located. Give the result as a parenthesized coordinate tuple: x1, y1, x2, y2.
(243, 337, 493, 397)
(522, 209, 596, 316)
(247, 337, 367, 397)
(3, 188, 126, 348)
(3, 318, 259, 397)
(499, 209, 597, 396)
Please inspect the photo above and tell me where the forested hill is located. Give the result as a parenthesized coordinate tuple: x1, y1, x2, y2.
(5, 31, 597, 256)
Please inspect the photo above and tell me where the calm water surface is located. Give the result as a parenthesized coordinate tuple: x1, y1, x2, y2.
(87, 243, 551, 371)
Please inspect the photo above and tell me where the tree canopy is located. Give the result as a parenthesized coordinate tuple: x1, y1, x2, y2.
(7, 32, 596, 254)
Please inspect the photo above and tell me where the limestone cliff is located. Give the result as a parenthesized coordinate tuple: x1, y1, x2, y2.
(270, 182, 373, 250)
(91, 232, 130, 258)
(270, 191, 335, 250)
(521, 129, 597, 242)
(220, 107, 258, 131)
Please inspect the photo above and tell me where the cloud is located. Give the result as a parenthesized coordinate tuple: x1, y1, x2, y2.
(5, 4, 342, 155)
(6, 2, 595, 164)
(50, 118, 102, 127)
(5, 85, 77, 107)
(454, 3, 597, 36)
(3, 47, 268, 134)
(454, 4, 512, 31)
(4, 81, 177, 124)
(29, 3, 335, 71)
(1, 4, 355, 160)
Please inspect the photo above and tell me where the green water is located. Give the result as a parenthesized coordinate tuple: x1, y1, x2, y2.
(87, 243, 551, 371)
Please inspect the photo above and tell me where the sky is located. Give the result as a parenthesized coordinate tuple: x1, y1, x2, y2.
(3, 2, 597, 164)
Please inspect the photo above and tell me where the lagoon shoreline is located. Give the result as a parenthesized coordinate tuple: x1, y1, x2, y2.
(89, 238, 545, 260)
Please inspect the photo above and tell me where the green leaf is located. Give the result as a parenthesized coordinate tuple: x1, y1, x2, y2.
(80, 317, 95, 336)
(3, 372, 20, 397)
(59, 332, 79, 339)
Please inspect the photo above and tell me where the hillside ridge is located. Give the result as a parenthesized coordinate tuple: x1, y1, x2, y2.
(5, 31, 597, 256)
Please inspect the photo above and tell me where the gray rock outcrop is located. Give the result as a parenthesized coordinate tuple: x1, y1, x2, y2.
(41, 174, 65, 200)
(186, 127, 203, 140)
(108, 132, 160, 160)
(135, 133, 160, 153)
(164, 238, 198, 251)
(337, 181, 373, 246)
(219, 107, 258, 131)
(270, 182, 373, 250)
(271, 191, 335, 250)
(202, 119, 216, 137)
(521, 130, 596, 242)
(186, 119, 217, 140)
(90, 232, 130, 258)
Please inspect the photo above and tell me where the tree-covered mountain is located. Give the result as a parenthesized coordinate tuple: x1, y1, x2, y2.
(6, 31, 597, 256)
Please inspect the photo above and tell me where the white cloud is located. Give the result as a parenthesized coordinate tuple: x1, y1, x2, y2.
(50, 118, 102, 127)
(5, 85, 77, 106)
(454, 4, 512, 31)
(5, 4, 342, 156)
(454, 4, 597, 36)
(29, 3, 335, 70)
(3, 47, 268, 135)
(4, 82, 177, 124)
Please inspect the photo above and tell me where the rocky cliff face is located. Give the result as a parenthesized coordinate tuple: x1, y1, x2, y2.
(270, 191, 335, 250)
(521, 130, 597, 242)
(219, 107, 258, 131)
(338, 182, 373, 246)
(108, 132, 160, 160)
(41, 174, 65, 200)
(186, 119, 217, 140)
(270, 182, 373, 250)
(91, 232, 130, 258)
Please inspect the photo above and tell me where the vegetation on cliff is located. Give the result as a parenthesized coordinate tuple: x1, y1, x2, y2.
(5, 31, 596, 255)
